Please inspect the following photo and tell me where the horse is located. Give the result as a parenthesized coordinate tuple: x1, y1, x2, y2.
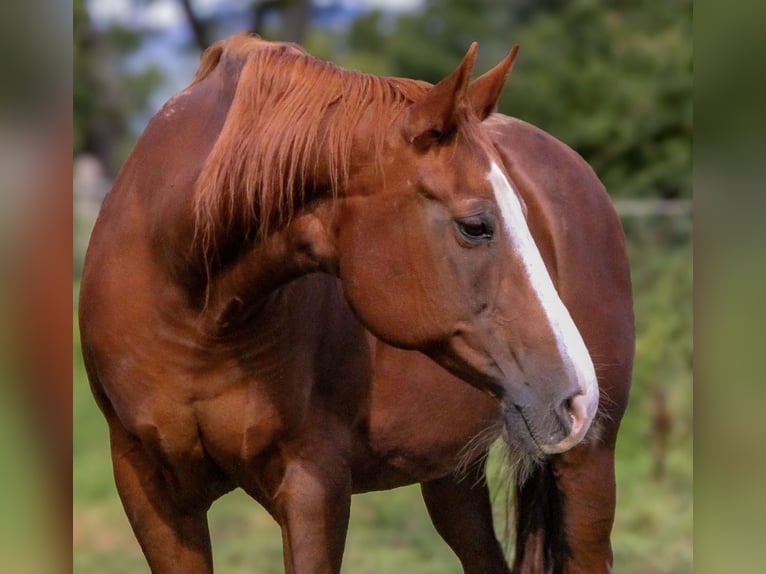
(79, 33, 633, 573)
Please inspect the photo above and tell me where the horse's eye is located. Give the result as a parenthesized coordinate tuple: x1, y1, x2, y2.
(456, 217, 494, 241)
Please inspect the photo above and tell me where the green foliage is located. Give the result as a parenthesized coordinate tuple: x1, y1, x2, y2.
(345, 0, 514, 82)
(628, 217, 693, 399)
(508, 0, 692, 199)
(344, 0, 692, 199)
(612, 221, 693, 573)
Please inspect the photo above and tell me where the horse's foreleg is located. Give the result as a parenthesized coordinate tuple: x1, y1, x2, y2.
(421, 460, 511, 574)
(553, 440, 618, 573)
(108, 419, 215, 573)
(511, 438, 618, 574)
(274, 452, 352, 574)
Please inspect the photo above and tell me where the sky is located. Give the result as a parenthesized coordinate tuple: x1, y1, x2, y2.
(89, 0, 423, 29)
(87, 0, 424, 119)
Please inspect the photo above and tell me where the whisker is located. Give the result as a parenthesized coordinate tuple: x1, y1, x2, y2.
(454, 420, 502, 485)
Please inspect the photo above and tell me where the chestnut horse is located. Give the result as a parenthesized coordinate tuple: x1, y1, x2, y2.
(79, 34, 633, 573)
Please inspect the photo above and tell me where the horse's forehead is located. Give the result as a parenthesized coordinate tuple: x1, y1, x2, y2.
(416, 137, 496, 194)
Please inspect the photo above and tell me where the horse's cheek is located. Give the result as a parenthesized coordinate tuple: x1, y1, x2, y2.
(335, 200, 435, 349)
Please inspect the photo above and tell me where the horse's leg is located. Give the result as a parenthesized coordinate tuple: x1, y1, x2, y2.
(273, 443, 352, 574)
(108, 417, 216, 573)
(421, 460, 510, 574)
(511, 437, 618, 574)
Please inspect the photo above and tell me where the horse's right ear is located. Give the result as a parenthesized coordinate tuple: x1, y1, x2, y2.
(467, 45, 519, 121)
(402, 43, 478, 149)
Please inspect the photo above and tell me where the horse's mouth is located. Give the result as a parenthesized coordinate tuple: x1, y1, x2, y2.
(501, 405, 547, 457)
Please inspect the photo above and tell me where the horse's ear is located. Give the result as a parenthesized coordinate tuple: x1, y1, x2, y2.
(467, 45, 519, 121)
(403, 43, 478, 149)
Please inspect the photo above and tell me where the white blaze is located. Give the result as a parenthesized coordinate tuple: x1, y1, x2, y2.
(487, 162, 599, 447)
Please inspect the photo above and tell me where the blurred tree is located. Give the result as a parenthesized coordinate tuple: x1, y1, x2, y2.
(256, 0, 311, 44)
(506, 0, 692, 199)
(345, 0, 692, 199)
(179, 0, 212, 49)
(74, 0, 691, 198)
(176, 0, 312, 50)
(74, 0, 163, 175)
(346, 0, 514, 81)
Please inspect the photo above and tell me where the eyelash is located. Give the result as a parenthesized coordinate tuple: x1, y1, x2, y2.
(456, 218, 494, 241)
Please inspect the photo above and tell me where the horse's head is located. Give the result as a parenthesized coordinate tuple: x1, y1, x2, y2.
(323, 44, 598, 457)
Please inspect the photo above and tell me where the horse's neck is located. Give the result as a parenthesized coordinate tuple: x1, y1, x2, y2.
(201, 207, 338, 335)
(198, 273, 342, 387)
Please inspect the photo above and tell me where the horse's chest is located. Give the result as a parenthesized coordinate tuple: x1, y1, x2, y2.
(350, 385, 500, 490)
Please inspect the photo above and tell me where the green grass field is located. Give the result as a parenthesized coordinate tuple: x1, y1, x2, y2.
(73, 220, 692, 573)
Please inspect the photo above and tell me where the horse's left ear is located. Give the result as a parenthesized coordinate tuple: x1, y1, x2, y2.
(403, 43, 478, 149)
(467, 45, 519, 121)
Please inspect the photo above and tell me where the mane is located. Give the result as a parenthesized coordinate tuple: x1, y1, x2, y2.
(192, 33, 429, 267)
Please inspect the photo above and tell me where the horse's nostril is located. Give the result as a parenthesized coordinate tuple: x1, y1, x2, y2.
(554, 393, 578, 437)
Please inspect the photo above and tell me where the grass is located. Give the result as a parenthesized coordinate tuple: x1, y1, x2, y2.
(73, 220, 692, 573)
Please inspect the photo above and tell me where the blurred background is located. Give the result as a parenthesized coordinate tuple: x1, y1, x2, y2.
(71, 0, 691, 572)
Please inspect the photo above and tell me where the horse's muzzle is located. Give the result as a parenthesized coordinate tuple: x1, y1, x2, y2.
(501, 386, 599, 456)
(539, 389, 599, 454)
